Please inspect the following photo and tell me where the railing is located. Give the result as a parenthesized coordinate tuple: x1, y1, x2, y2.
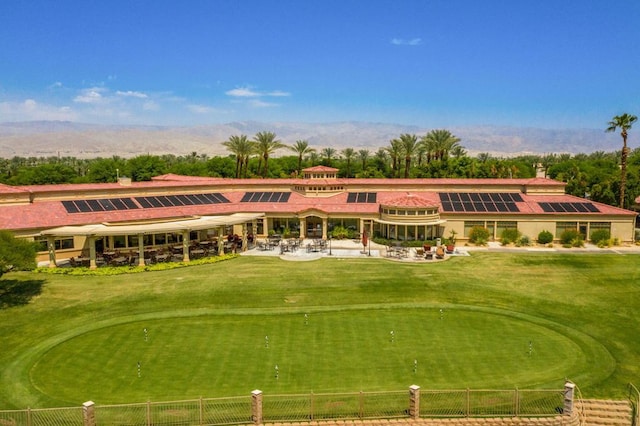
(630, 383, 640, 426)
(0, 386, 568, 426)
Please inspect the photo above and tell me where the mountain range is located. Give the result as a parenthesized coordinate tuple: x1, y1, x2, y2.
(0, 120, 627, 159)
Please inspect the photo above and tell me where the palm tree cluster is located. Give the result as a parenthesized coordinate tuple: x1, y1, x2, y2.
(386, 130, 463, 178)
(222, 132, 290, 178)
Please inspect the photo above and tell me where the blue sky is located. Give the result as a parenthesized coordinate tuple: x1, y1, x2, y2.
(1, 0, 639, 129)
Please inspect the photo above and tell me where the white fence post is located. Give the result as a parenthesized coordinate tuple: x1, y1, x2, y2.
(82, 401, 96, 426)
(564, 381, 575, 415)
(252, 390, 263, 425)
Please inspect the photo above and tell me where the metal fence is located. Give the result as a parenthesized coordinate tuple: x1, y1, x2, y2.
(0, 387, 565, 426)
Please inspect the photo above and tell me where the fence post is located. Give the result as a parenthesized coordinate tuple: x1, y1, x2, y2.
(199, 396, 204, 426)
(146, 401, 151, 426)
(82, 401, 96, 426)
(310, 391, 314, 421)
(563, 381, 575, 415)
(514, 388, 519, 417)
(252, 389, 263, 425)
(27, 407, 32, 426)
(466, 388, 470, 417)
(409, 385, 420, 419)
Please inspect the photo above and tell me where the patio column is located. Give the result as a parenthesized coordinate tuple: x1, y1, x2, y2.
(218, 226, 224, 256)
(182, 230, 190, 262)
(47, 236, 57, 268)
(299, 218, 306, 239)
(322, 218, 328, 239)
(242, 223, 248, 252)
(138, 233, 145, 267)
(88, 236, 97, 270)
(263, 217, 270, 236)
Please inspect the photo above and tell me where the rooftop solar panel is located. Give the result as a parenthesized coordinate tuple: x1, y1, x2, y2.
(484, 203, 497, 212)
(110, 198, 127, 210)
(240, 193, 252, 202)
(280, 192, 291, 202)
(562, 203, 578, 212)
(62, 200, 79, 213)
(452, 201, 463, 211)
(97, 199, 116, 211)
(202, 193, 221, 203)
(75, 200, 92, 212)
(459, 193, 471, 202)
(495, 203, 508, 212)
(584, 203, 599, 212)
(85, 199, 104, 211)
(347, 193, 357, 203)
(449, 193, 461, 202)
(258, 192, 271, 202)
(511, 193, 523, 202)
(122, 198, 139, 209)
(538, 202, 553, 212)
(462, 202, 475, 212)
(441, 201, 453, 211)
(506, 203, 519, 212)
(470, 193, 482, 202)
(489, 193, 502, 202)
(473, 202, 487, 212)
(438, 193, 450, 202)
(480, 193, 492, 202)
(173, 195, 189, 205)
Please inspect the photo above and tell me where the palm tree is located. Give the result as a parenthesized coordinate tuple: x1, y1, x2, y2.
(253, 131, 286, 178)
(288, 140, 315, 174)
(321, 147, 337, 167)
(357, 149, 370, 172)
(385, 138, 403, 178)
(606, 113, 638, 208)
(341, 148, 355, 177)
(222, 134, 251, 178)
(398, 133, 419, 178)
(421, 129, 461, 161)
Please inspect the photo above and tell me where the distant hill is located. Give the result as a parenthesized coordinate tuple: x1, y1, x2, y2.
(0, 120, 629, 159)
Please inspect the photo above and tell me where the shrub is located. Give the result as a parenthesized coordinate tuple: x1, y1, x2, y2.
(559, 229, 581, 246)
(515, 235, 531, 247)
(468, 226, 490, 245)
(500, 228, 520, 245)
(537, 230, 554, 245)
(590, 229, 611, 244)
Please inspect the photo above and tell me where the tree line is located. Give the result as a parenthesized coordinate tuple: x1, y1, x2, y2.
(0, 114, 636, 209)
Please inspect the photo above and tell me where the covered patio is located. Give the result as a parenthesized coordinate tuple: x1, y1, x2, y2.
(40, 213, 265, 269)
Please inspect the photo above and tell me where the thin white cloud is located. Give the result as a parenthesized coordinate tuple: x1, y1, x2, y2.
(248, 99, 278, 108)
(188, 104, 218, 114)
(391, 37, 423, 46)
(226, 87, 261, 97)
(74, 87, 107, 104)
(0, 99, 77, 121)
(226, 86, 290, 98)
(48, 81, 64, 89)
(116, 90, 148, 99)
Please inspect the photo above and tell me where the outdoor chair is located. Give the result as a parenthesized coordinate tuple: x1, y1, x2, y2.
(414, 248, 425, 259)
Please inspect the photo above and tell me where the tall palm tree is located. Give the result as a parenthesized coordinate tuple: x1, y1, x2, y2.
(253, 131, 286, 178)
(288, 140, 315, 174)
(341, 147, 355, 177)
(385, 138, 403, 178)
(357, 149, 370, 172)
(321, 147, 337, 167)
(222, 134, 251, 178)
(398, 133, 419, 178)
(421, 129, 461, 161)
(606, 113, 638, 208)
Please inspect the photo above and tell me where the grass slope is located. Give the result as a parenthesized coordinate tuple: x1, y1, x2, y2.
(0, 252, 638, 409)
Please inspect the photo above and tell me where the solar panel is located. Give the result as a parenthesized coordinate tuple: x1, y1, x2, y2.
(538, 202, 553, 212)
(279, 192, 291, 202)
(511, 193, 523, 202)
(480, 193, 492, 202)
(62, 200, 79, 213)
(470, 193, 482, 202)
(495, 203, 508, 212)
(184, 194, 200, 205)
(506, 203, 519, 212)
(240, 193, 251, 202)
(355, 192, 366, 203)
(584, 203, 599, 212)
(97, 199, 116, 211)
(85, 199, 103, 211)
(157, 196, 175, 207)
(562, 203, 578, 212)
(474, 202, 487, 212)
(449, 193, 461, 202)
(259, 192, 272, 202)
(459, 193, 471, 202)
(123, 198, 139, 209)
(439, 193, 450, 202)
(74, 200, 91, 212)
(484, 203, 497, 212)
(441, 201, 453, 211)
(489, 193, 502, 202)
(201, 193, 219, 203)
(110, 199, 127, 210)
(462, 202, 475, 212)
(452, 201, 463, 211)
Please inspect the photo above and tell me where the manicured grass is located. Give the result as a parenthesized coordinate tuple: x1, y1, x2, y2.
(0, 252, 638, 409)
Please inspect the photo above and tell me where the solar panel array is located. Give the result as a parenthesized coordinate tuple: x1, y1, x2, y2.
(346, 192, 377, 203)
(240, 192, 291, 203)
(62, 193, 230, 213)
(62, 198, 139, 213)
(135, 193, 229, 208)
(538, 202, 599, 213)
(439, 192, 523, 213)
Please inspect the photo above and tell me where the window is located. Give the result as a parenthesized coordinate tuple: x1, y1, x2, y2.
(464, 221, 485, 237)
(556, 222, 577, 237)
(496, 221, 517, 237)
(35, 237, 75, 252)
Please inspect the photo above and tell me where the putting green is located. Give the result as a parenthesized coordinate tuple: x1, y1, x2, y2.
(27, 305, 613, 406)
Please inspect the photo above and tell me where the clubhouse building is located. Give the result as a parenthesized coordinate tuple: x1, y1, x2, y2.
(0, 166, 635, 267)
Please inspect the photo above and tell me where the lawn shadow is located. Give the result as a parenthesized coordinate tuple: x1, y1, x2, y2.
(0, 278, 44, 308)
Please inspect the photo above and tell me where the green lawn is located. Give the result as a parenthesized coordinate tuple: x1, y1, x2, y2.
(0, 252, 638, 409)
